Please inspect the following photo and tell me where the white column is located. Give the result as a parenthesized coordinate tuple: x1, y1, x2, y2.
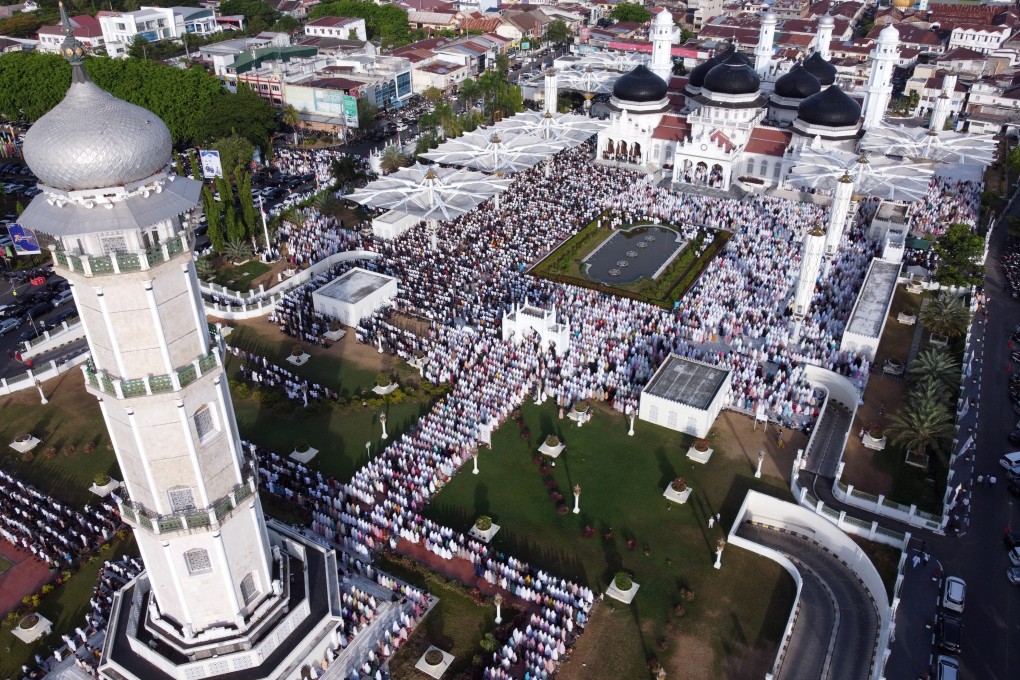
(929, 71, 957, 132)
(792, 229, 826, 319)
(754, 11, 778, 78)
(176, 400, 211, 508)
(249, 502, 272, 581)
(69, 283, 103, 372)
(160, 540, 196, 636)
(126, 407, 166, 514)
(544, 68, 559, 116)
(214, 376, 245, 484)
(862, 25, 900, 130)
(825, 174, 854, 258)
(211, 530, 244, 622)
(96, 396, 143, 502)
(650, 9, 675, 84)
(815, 14, 834, 61)
(182, 262, 210, 356)
(94, 287, 128, 378)
(144, 282, 175, 375)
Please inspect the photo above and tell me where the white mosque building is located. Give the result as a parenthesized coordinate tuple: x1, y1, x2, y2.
(595, 9, 902, 191)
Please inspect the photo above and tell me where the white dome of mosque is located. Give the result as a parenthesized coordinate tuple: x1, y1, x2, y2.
(818, 14, 835, 28)
(878, 24, 899, 43)
(23, 74, 172, 192)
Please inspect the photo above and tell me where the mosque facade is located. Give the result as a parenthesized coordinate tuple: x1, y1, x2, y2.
(596, 9, 900, 191)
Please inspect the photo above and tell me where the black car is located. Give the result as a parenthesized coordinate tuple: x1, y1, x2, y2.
(51, 309, 78, 326)
(936, 613, 962, 654)
(25, 301, 51, 319)
(19, 326, 42, 342)
(1010, 430, 1020, 446)
(1005, 531, 1020, 549)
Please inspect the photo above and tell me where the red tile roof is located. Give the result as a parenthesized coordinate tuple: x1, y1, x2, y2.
(652, 115, 691, 142)
(710, 130, 735, 153)
(745, 127, 792, 156)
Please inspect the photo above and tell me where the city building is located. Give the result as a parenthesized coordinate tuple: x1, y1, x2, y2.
(97, 6, 223, 58)
(303, 15, 368, 41)
(36, 14, 104, 54)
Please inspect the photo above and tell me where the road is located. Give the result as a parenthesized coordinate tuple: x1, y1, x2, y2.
(884, 200, 1020, 679)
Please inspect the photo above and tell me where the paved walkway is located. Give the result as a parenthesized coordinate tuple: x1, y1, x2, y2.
(802, 401, 853, 477)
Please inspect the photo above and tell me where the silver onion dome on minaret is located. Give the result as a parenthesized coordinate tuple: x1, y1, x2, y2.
(22, 4, 172, 192)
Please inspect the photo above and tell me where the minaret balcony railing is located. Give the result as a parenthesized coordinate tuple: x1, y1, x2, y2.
(83, 351, 220, 398)
(117, 475, 258, 536)
(52, 234, 187, 277)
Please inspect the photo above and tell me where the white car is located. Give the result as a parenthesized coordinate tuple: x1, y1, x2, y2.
(1009, 566, 1020, 586)
(941, 576, 966, 614)
(0, 317, 21, 336)
(1010, 547, 1020, 567)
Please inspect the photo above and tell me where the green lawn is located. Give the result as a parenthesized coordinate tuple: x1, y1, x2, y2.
(378, 554, 500, 679)
(0, 534, 137, 680)
(426, 400, 796, 678)
(0, 379, 119, 508)
(210, 260, 271, 291)
(0, 555, 12, 576)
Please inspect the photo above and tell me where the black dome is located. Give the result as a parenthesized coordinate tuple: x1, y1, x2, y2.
(612, 64, 668, 103)
(802, 52, 837, 87)
(687, 43, 737, 88)
(703, 52, 760, 95)
(774, 64, 821, 99)
(797, 85, 861, 127)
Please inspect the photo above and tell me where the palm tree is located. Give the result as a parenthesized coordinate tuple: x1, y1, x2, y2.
(223, 239, 254, 264)
(280, 206, 305, 228)
(280, 104, 302, 145)
(918, 292, 970, 339)
(907, 348, 960, 394)
(312, 191, 341, 217)
(194, 256, 214, 280)
(887, 390, 956, 465)
(380, 145, 409, 174)
(459, 78, 480, 110)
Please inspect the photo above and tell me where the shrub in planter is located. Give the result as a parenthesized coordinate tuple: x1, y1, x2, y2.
(291, 344, 304, 357)
(613, 571, 633, 591)
(375, 372, 391, 387)
(19, 614, 39, 629)
(14, 433, 32, 444)
(294, 439, 310, 453)
(574, 401, 590, 414)
(475, 516, 492, 532)
(693, 439, 710, 452)
(424, 649, 444, 666)
(671, 476, 687, 492)
(556, 503, 569, 515)
(94, 473, 112, 487)
(544, 435, 560, 448)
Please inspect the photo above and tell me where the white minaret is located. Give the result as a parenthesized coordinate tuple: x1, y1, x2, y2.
(918, 0, 930, 10)
(20, 9, 275, 644)
(816, 14, 834, 61)
(754, 11, 778, 78)
(793, 228, 827, 319)
(825, 173, 854, 258)
(544, 67, 559, 115)
(862, 24, 900, 130)
(650, 8, 674, 84)
(929, 70, 958, 132)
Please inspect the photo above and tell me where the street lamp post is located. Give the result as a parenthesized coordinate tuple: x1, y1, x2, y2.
(380, 413, 388, 440)
(714, 538, 726, 570)
(755, 450, 765, 479)
(494, 593, 503, 625)
(628, 413, 635, 437)
(573, 484, 581, 514)
(472, 450, 479, 475)
(35, 379, 47, 405)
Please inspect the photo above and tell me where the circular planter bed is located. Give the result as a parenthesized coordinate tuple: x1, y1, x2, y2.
(294, 440, 310, 454)
(94, 474, 112, 487)
(14, 433, 33, 444)
(671, 477, 687, 493)
(614, 572, 633, 592)
(693, 439, 710, 452)
(475, 516, 492, 532)
(424, 649, 444, 666)
(19, 614, 39, 630)
(544, 435, 560, 448)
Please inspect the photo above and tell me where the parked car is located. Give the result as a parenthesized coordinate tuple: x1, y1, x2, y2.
(941, 576, 966, 614)
(1010, 429, 1020, 446)
(934, 654, 959, 680)
(936, 613, 962, 654)
(1009, 566, 1020, 585)
(1004, 531, 1020, 549)
(25, 301, 51, 319)
(0, 316, 21, 336)
(51, 289, 73, 307)
(51, 309, 78, 326)
(1010, 548, 1020, 567)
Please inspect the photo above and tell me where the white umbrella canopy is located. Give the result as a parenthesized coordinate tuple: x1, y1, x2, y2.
(345, 163, 512, 222)
(860, 123, 997, 167)
(421, 129, 568, 173)
(787, 145, 935, 202)
(491, 110, 606, 146)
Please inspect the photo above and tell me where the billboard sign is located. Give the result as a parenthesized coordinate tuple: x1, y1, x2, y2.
(342, 94, 359, 128)
(199, 149, 223, 178)
(7, 223, 41, 255)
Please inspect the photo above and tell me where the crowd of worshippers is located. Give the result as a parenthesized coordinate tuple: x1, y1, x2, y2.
(21, 558, 144, 679)
(227, 345, 340, 403)
(0, 470, 121, 571)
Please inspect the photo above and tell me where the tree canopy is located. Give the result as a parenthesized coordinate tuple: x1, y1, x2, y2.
(546, 19, 572, 46)
(611, 3, 652, 24)
(218, 0, 280, 34)
(310, 0, 412, 48)
(0, 52, 277, 149)
(932, 222, 985, 287)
